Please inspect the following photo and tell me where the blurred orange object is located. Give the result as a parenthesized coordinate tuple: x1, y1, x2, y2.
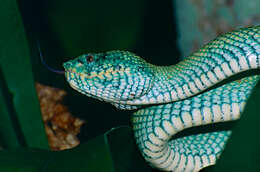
(36, 83, 85, 150)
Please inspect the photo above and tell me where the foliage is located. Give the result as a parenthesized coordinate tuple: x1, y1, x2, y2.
(0, 0, 48, 149)
(0, 0, 259, 172)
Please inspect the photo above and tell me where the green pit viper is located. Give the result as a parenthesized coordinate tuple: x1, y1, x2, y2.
(63, 26, 260, 171)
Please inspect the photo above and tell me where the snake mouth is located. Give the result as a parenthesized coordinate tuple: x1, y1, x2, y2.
(64, 69, 146, 105)
(64, 70, 80, 90)
(64, 69, 113, 101)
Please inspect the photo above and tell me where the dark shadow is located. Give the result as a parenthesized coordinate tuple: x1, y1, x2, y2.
(171, 121, 237, 141)
(17, 0, 67, 88)
(16, 0, 181, 145)
(0, 67, 27, 148)
(134, 0, 180, 65)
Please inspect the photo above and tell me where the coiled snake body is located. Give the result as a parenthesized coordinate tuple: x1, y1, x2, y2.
(63, 26, 260, 171)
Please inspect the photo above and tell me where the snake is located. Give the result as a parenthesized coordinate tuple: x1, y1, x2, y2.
(62, 26, 260, 171)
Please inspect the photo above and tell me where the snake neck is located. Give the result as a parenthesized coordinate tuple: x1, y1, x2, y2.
(121, 26, 260, 106)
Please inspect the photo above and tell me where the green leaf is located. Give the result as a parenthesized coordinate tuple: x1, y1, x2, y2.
(106, 127, 151, 172)
(0, 167, 38, 172)
(0, 126, 151, 171)
(0, 0, 48, 148)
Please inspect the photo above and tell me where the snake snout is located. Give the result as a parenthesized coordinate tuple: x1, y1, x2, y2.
(63, 61, 71, 70)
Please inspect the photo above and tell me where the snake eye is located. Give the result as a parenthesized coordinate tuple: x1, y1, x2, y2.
(86, 55, 94, 63)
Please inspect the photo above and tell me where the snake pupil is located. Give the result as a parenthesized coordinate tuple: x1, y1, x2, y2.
(86, 55, 94, 63)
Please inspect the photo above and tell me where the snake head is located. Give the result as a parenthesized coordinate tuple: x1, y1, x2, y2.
(63, 50, 155, 102)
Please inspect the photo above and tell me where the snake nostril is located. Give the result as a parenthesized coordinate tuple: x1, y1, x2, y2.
(78, 59, 84, 64)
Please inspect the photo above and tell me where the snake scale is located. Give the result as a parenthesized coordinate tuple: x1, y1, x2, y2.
(63, 26, 260, 171)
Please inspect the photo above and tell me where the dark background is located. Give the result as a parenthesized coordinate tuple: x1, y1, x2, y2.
(17, 0, 180, 142)
(0, 0, 258, 171)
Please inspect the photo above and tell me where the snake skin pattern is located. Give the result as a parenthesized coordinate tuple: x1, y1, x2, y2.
(63, 26, 260, 171)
